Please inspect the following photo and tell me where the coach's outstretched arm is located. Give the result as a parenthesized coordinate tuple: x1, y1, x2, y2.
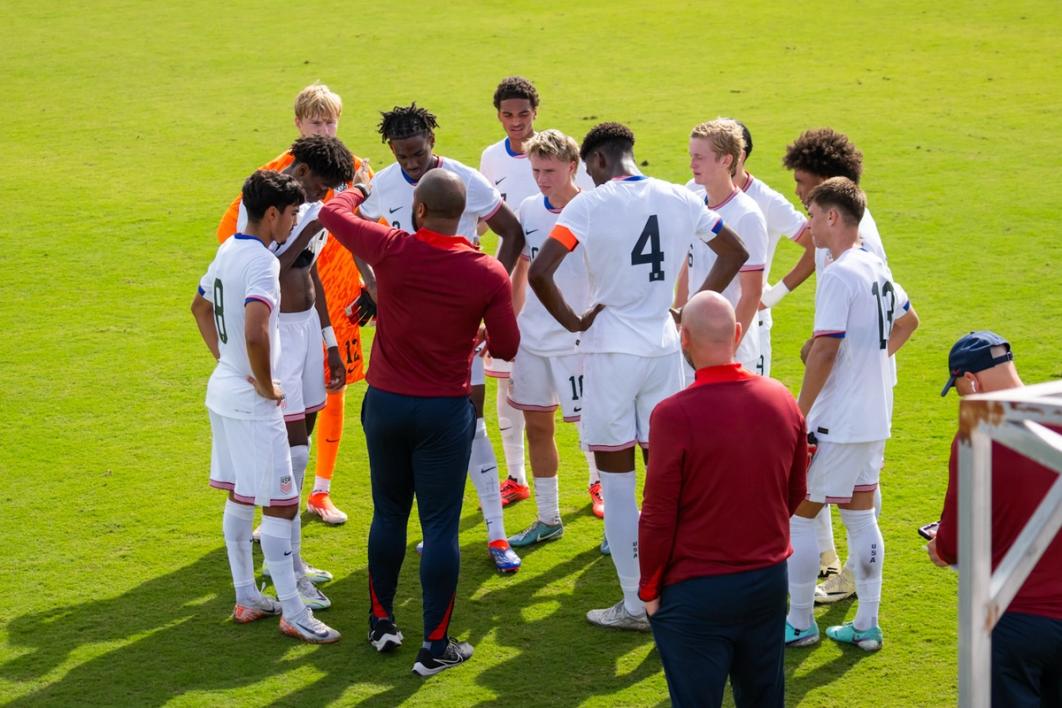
(528, 238, 604, 333)
(318, 187, 398, 267)
(695, 225, 749, 294)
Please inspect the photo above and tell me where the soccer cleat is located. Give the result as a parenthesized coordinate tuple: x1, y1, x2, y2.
(600, 533, 611, 556)
(307, 491, 348, 525)
(487, 540, 522, 573)
(499, 477, 530, 506)
(826, 621, 883, 652)
(819, 550, 842, 578)
(232, 594, 281, 624)
(784, 620, 820, 647)
(411, 638, 474, 677)
(252, 524, 262, 543)
(586, 600, 650, 632)
(508, 520, 564, 547)
(588, 481, 604, 519)
(368, 618, 404, 653)
(815, 567, 856, 604)
(298, 576, 332, 610)
(262, 560, 333, 585)
(279, 608, 341, 644)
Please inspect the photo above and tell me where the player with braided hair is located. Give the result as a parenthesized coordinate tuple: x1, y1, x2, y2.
(357, 102, 528, 574)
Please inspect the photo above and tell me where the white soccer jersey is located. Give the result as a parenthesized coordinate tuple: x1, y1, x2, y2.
(359, 155, 502, 241)
(269, 201, 326, 266)
(480, 137, 596, 209)
(551, 176, 724, 357)
(684, 186, 768, 306)
(517, 193, 590, 355)
(807, 247, 911, 443)
(739, 173, 808, 281)
(198, 234, 283, 420)
(815, 206, 887, 274)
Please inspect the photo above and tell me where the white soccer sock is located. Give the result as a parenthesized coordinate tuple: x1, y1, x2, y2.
(533, 476, 561, 525)
(584, 451, 600, 487)
(259, 515, 305, 620)
(468, 418, 506, 542)
(600, 471, 642, 615)
(313, 475, 331, 494)
(840, 508, 884, 630)
(223, 500, 257, 604)
(497, 381, 527, 486)
(815, 504, 837, 558)
(289, 444, 309, 577)
(786, 515, 820, 630)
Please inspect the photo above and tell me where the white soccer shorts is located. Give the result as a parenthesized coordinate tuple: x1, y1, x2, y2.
(507, 347, 584, 422)
(806, 439, 885, 504)
(484, 355, 513, 378)
(756, 309, 773, 377)
(208, 410, 298, 507)
(277, 308, 327, 422)
(582, 351, 684, 451)
(471, 353, 486, 386)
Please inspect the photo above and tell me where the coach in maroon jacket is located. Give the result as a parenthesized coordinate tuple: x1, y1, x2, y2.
(639, 292, 807, 708)
(319, 169, 519, 675)
(930, 331, 1061, 707)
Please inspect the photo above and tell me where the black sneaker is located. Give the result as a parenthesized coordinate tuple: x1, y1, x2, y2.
(411, 638, 474, 676)
(368, 618, 403, 653)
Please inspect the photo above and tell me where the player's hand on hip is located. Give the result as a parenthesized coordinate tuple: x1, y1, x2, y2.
(325, 348, 346, 393)
(247, 376, 285, 404)
(643, 598, 660, 617)
(572, 304, 605, 332)
(799, 336, 814, 365)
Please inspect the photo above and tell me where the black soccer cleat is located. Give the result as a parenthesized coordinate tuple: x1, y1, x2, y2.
(368, 618, 404, 653)
(411, 638, 474, 677)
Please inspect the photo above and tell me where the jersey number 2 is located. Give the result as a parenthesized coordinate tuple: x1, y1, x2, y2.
(630, 215, 665, 282)
(871, 281, 896, 350)
(213, 278, 228, 344)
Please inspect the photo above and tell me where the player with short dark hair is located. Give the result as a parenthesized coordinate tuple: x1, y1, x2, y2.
(358, 103, 527, 573)
(530, 121, 749, 630)
(192, 170, 341, 643)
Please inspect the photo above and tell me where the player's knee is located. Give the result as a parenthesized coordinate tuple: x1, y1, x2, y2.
(263, 504, 298, 521)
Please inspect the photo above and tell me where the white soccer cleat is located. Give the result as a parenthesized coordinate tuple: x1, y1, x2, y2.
(232, 594, 281, 624)
(815, 566, 856, 604)
(297, 576, 332, 610)
(307, 491, 348, 525)
(586, 600, 650, 632)
(279, 609, 341, 644)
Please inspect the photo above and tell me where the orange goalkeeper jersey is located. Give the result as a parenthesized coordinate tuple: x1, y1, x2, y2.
(216, 151, 372, 384)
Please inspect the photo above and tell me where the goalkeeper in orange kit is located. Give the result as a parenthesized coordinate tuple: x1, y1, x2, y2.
(217, 82, 376, 525)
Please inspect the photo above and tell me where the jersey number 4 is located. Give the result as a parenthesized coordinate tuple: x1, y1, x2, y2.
(871, 280, 896, 350)
(213, 278, 228, 344)
(630, 215, 664, 282)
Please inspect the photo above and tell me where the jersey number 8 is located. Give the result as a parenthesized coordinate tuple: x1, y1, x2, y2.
(630, 215, 665, 282)
(213, 278, 228, 344)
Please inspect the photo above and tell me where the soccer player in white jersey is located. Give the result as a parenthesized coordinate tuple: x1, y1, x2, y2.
(232, 136, 356, 609)
(357, 104, 526, 573)
(727, 120, 814, 377)
(529, 123, 749, 630)
(479, 77, 598, 509)
(191, 170, 340, 643)
(784, 178, 919, 652)
(682, 119, 768, 376)
(503, 129, 600, 548)
(771, 128, 897, 598)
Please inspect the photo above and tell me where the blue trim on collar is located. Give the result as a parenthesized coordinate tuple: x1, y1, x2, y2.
(544, 195, 559, 212)
(504, 137, 523, 157)
(400, 155, 442, 185)
(233, 233, 267, 247)
(616, 175, 647, 182)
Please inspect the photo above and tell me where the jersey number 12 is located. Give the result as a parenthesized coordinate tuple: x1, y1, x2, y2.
(871, 280, 896, 350)
(630, 215, 665, 282)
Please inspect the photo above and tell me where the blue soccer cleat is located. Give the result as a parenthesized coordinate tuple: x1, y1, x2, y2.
(487, 540, 521, 573)
(826, 621, 883, 652)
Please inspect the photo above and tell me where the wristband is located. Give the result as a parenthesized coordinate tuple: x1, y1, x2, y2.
(322, 326, 338, 348)
(761, 281, 790, 309)
(352, 183, 370, 200)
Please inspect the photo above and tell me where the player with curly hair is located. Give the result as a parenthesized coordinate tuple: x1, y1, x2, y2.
(357, 102, 528, 574)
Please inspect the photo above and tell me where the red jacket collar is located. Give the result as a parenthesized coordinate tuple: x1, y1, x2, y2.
(692, 362, 755, 387)
(412, 228, 479, 252)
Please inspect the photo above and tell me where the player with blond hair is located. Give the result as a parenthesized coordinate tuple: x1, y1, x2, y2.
(682, 119, 768, 376)
(217, 82, 374, 527)
(505, 129, 600, 548)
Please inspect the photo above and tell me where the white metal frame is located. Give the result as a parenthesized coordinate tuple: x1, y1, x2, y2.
(957, 379, 1062, 707)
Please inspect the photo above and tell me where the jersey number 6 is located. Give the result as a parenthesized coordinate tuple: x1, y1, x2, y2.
(630, 215, 665, 282)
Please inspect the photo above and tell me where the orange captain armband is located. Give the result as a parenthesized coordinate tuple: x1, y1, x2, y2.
(549, 225, 579, 252)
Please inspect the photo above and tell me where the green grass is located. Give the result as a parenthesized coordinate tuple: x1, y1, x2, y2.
(2, 0, 1060, 705)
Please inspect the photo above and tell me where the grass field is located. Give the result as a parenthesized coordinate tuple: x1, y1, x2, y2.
(2, 0, 1061, 705)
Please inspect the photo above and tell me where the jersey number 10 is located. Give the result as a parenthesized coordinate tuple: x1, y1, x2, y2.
(630, 215, 665, 282)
